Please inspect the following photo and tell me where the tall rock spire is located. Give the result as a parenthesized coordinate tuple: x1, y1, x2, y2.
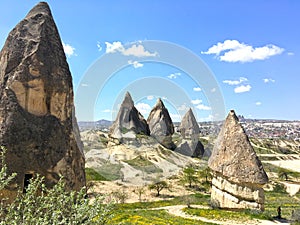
(208, 110, 268, 211)
(0, 2, 85, 194)
(147, 98, 175, 149)
(175, 108, 204, 157)
(109, 92, 150, 140)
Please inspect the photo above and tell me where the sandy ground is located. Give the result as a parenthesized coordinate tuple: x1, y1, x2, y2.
(89, 179, 196, 203)
(264, 160, 300, 173)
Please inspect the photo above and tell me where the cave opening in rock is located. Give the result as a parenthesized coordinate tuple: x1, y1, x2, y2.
(23, 173, 33, 193)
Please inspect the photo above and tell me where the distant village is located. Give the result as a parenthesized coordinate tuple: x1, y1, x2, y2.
(79, 116, 300, 140)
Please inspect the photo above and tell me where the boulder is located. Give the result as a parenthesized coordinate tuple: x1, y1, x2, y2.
(109, 92, 150, 141)
(0, 2, 85, 196)
(208, 110, 268, 211)
(147, 98, 175, 149)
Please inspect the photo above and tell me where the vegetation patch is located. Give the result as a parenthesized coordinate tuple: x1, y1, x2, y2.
(97, 163, 123, 181)
(85, 167, 109, 181)
(183, 208, 272, 221)
(125, 156, 163, 174)
(108, 209, 214, 225)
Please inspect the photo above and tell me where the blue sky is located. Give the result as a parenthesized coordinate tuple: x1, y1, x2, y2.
(0, 0, 299, 122)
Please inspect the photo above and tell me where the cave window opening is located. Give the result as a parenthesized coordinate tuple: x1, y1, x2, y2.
(23, 173, 33, 193)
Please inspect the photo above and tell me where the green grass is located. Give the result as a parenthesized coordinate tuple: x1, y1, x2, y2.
(85, 168, 109, 181)
(183, 208, 272, 222)
(108, 209, 216, 225)
(125, 156, 163, 174)
(97, 163, 123, 181)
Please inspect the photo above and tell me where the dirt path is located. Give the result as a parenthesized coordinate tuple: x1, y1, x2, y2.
(151, 205, 290, 225)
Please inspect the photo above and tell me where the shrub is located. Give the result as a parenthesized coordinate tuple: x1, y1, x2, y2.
(0, 147, 113, 225)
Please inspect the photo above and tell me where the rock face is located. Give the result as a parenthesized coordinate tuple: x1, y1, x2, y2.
(208, 110, 268, 211)
(147, 98, 175, 149)
(175, 109, 204, 157)
(109, 92, 150, 141)
(0, 2, 85, 196)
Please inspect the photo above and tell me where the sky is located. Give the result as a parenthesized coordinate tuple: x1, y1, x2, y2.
(0, 0, 299, 122)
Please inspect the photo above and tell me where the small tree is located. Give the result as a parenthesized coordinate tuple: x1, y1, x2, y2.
(198, 166, 212, 184)
(278, 168, 289, 181)
(149, 180, 169, 197)
(180, 165, 198, 188)
(133, 186, 145, 202)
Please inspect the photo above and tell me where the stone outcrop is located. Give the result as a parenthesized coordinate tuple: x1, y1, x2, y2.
(208, 110, 268, 211)
(109, 92, 150, 141)
(0, 2, 85, 196)
(175, 108, 204, 157)
(147, 98, 175, 149)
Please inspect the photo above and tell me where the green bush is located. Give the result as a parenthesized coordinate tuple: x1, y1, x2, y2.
(0, 147, 113, 225)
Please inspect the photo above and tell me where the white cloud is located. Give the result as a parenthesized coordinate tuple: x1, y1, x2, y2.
(196, 104, 211, 111)
(178, 104, 188, 111)
(135, 102, 151, 114)
(128, 60, 143, 68)
(287, 52, 294, 56)
(97, 42, 102, 51)
(202, 39, 284, 63)
(198, 114, 213, 122)
(170, 113, 181, 122)
(263, 78, 275, 83)
(211, 88, 216, 93)
(223, 77, 248, 85)
(193, 87, 202, 92)
(81, 83, 89, 87)
(62, 42, 76, 57)
(105, 41, 123, 53)
(191, 99, 202, 105)
(102, 109, 114, 113)
(256, 101, 262, 106)
(123, 44, 157, 57)
(162, 96, 168, 100)
(105, 41, 157, 57)
(147, 95, 154, 100)
(234, 85, 251, 93)
(168, 72, 181, 79)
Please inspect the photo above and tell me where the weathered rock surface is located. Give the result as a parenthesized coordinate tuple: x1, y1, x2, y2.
(0, 2, 85, 194)
(109, 92, 150, 141)
(178, 108, 200, 139)
(147, 98, 175, 149)
(208, 110, 268, 211)
(175, 109, 204, 157)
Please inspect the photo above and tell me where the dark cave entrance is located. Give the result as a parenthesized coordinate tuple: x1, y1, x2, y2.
(23, 173, 33, 193)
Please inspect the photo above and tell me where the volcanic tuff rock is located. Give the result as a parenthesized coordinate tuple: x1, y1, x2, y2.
(175, 108, 204, 157)
(147, 98, 175, 149)
(208, 110, 268, 211)
(178, 108, 200, 139)
(109, 92, 150, 141)
(0, 2, 85, 195)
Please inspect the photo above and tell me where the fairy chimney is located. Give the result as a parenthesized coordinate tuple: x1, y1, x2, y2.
(175, 109, 204, 157)
(147, 98, 175, 149)
(208, 110, 268, 211)
(109, 92, 150, 141)
(0, 2, 85, 198)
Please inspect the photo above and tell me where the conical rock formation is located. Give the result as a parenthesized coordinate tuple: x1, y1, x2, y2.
(109, 92, 150, 141)
(147, 98, 175, 149)
(178, 108, 200, 138)
(0, 2, 85, 196)
(208, 110, 268, 211)
(175, 109, 204, 157)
